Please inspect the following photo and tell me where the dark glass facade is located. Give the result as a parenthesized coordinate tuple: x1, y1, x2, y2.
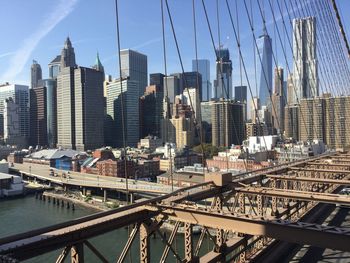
(42, 79, 57, 148)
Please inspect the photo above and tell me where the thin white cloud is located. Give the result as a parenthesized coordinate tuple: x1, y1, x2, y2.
(0, 0, 79, 82)
(130, 37, 162, 50)
(0, 51, 16, 59)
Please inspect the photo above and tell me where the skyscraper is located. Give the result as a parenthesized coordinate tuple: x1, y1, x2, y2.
(42, 79, 57, 148)
(235, 85, 247, 122)
(271, 67, 285, 134)
(171, 72, 202, 100)
(182, 87, 201, 121)
(92, 52, 104, 73)
(106, 79, 139, 147)
(60, 37, 76, 68)
(3, 97, 26, 147)
(164, 75, 180, 104)
(30, 86, 47, 147)
(57, 67, 76, 149)
(57, 66, 105, 151)
(0, 84, 29, 141)
(150, 73, 165, 89)
(31, 60, 42, 89)
(48, 55, 61, 79)
(140, 85, 163, 138)
(120, 49, 147, 97)
(192, 59, 211, 101)
(214, 48, 232, 99)
(256, 27, 273, 107)
(212, 100, 244, 147)
(292, 17, 318, 103)
(74, 67, 105, 151)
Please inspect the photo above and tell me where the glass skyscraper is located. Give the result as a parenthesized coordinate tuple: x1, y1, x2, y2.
(120, 49, 148, 97)
(214, 48, 232, 99)
(256, 28, 272, 107)
(42, 79, 57, 148)
(0, 84, 29, 139)
(192, 59, 211, 101)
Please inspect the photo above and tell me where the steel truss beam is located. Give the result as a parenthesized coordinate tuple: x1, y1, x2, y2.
(266, 175, 350, 185)
(307, 162, 350, 167)
(198, 237, 246, 263)
(84, 241, 108, 263)
(159, 221, 180, 263)
(236, 187, 350, 205)
(0, 208, 158, 261)
(158, 205, 350, 252)
(289, 167, 350, 174)
(117, 224, 139, 263)
(56, 246, 71, 263)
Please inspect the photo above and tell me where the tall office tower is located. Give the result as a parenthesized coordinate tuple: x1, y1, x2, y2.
(31, 60, 42, 89)
(3, 98, 26, 147)
(287, 74, 294, 104)
(41, 79, 57, 148)
(256, 27, 273, 107)
(106, 79, 139, 147)
(201, 101, 214, 143)
(74, 67, 105, 151)
(60, 37, 76, 68)
(140, 85, 164, 138)
(164, 75, 180, 104)
(251, 97, 260, 124)
(172, 72, 202, 100)
(48, 55, 61, 79)
(120, 49, 147, 97)
(182, 87, 201, 121)
(214, 48, 233, 99)
(323, 95, 350, 149)
(0, 84, 29, 140)
(92, 52, 104, 73)
(166, 98, 195, 148)
(160, 96, 171, 143)
(284, 105, 300, 140)
(271, 67, 285, 134)
(299, 97, 324, 143)
(235, 85, 247, 122)
(30, 86, 47, 147)
(57, 67, 76, 149)
(292, 17, 318, 103)
(211, 100, 244, 147)
(150, 73, 165, 89)
(192, 59, 211, 101)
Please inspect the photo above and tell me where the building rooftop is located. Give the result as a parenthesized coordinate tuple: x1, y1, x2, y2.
(49, 55, 61, 64)
(27, 149, 83, 160)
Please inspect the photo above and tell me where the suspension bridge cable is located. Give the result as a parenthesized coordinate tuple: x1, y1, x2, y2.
(216, 0, 270, 162)
(285, 0, 328, 145)
(160, 0, 175, 192)
(200, 0, 250, 171)
(164, 0, 207, 174)
(242, 0, 282, 137)
(192, 0, 208, 173)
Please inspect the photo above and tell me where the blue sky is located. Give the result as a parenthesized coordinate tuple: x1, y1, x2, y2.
(0, 0, 349, 98)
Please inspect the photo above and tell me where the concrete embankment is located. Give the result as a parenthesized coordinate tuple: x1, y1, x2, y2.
(41, 191, 106, 211)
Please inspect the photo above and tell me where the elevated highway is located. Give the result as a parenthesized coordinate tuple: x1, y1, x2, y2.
(1, 152, 350, 262)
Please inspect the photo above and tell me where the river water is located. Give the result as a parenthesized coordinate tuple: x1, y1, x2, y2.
(0, 196, 209, 262)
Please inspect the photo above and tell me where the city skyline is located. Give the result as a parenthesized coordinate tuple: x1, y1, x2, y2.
(1, 0, 349, 99)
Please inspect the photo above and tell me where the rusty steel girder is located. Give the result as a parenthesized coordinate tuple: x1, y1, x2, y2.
(236, 186, 350, 205)
(157, 204, 350, 252)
